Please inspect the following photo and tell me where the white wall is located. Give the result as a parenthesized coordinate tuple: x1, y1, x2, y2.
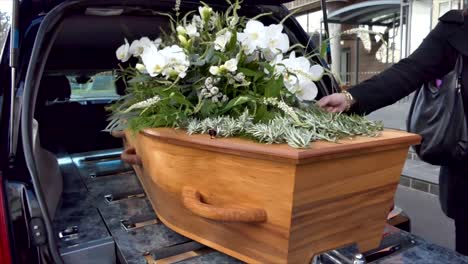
(295, 10, 323, 34)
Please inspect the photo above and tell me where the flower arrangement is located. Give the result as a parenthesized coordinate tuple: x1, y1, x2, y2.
(107, 1, 383, 148)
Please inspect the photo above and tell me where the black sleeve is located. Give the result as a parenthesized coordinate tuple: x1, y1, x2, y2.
(348, 22, 458, 115)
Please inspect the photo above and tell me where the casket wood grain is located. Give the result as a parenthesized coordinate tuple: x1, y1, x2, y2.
(124, 128, 420, 264)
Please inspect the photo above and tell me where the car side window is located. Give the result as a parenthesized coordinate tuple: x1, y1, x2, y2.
(68, 71, 119, 100)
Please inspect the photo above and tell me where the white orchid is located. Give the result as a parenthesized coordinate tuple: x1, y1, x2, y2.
(140, 43, 167, 77)
(135, 63, 147, 74)
(159, 45, 190, 79)
(129, 37, 153, 57)
(295, 81, 319, 101)
(116, 39, 131, 62)
(279, 52, 324, 101)
(238, 20, 267, 55)
(140, 44, 189, 79)
(214, 30, 232, 52)
(309, 65, 325, 81)
(160, 45, 189, 65)
(263, 24, 290, 61)
(174, 64, 188, 78)
(269, 54, 285, 75)
(110, 2, 384, 149)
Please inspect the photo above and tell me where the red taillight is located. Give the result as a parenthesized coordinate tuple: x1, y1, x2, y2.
(0, 174, 12, 264)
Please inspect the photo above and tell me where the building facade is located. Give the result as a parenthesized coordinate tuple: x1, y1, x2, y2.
(285, 0, 464, 86)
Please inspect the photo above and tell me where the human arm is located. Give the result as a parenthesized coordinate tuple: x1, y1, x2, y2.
(318, 20, 458, 115)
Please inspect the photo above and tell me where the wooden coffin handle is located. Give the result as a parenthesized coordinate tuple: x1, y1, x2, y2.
(111, 130, 125, 139)
(181, 186, 267, 223)
(121, 147, 142, 165)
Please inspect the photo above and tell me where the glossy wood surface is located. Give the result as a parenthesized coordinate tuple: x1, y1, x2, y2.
(124, 128, 420, 263)
(141, 128, 420, 164)
(182, 186, 268, 223)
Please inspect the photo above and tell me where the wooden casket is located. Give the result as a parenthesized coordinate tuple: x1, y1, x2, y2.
(122, 128, 420, 263)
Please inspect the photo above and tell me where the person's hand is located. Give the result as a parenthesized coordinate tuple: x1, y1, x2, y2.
(317, 93, 348, 113)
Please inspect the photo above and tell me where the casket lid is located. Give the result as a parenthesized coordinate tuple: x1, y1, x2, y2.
(141, 128, 421, 165)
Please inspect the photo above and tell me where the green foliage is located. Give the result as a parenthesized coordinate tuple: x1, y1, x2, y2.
(106, 0, 384, 148)
(182, 105, 383, 149)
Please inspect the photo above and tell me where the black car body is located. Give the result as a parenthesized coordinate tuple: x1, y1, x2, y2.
(0, 1, 335, 263)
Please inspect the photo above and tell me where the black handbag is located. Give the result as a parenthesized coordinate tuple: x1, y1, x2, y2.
(407, 55, 468, 166)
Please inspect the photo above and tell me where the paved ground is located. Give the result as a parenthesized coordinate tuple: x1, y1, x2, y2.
(367, 96, 412, 132)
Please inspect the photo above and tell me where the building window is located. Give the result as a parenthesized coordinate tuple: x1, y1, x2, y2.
(340, 48, 351, 85)
(438, 1, 450, 17)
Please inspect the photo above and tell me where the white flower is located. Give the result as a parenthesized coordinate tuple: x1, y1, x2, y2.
(205, 77, 214, 88)
(209, 66, 220, 75)
(140, 44, 189, 79)
(116, 39, 131, 62)
(263, 24, 290, 61)
(135, 63, 147, 73)
(159, 45, 190, 79)
(278, 52, 323, 101)
(154, 38, 162, 48)
(223, 58, 238, 73)
(199, 6, 213, 21)
(140, 43, 167, 77)
(176, 25, 187, 35)
(238, 20, 266, 55)
(185, 24, 200, 38)
(192, 15, 203, 29)
(160, 45, 189, 65)
(174, 64, 188, 78)
(309, 65, 325, 80)
(210, 87, 219, 95)
(283, 75, 299, 93)
(129, 37, 153, 57)
(270, 54, 285, 75)
(123, 95, 161, 113)
(295, 80, 318, 101)
(214, 31, 232, 52)
(210, 59, 237, 76)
